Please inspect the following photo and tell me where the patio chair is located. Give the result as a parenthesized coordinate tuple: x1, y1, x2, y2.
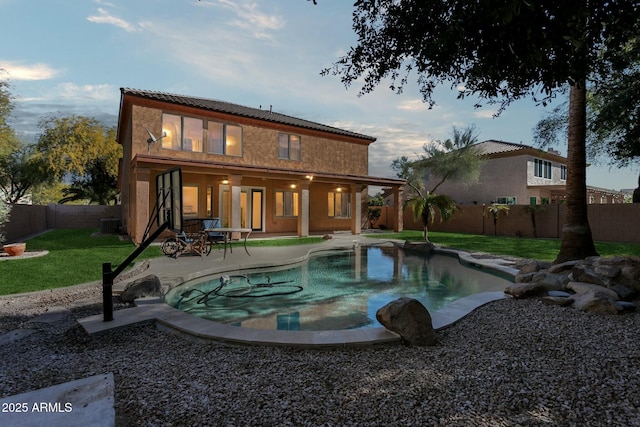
(201, 218, 225, 256)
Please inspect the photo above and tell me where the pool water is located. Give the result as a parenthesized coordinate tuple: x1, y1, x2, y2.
(164, 246, 513, 331)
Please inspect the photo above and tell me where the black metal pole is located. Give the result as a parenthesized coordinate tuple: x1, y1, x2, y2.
(102, 262, 114, 322)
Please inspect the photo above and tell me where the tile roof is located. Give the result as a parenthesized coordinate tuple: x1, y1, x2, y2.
(473, 139, 531, 155)
(121, 88, 376, 142)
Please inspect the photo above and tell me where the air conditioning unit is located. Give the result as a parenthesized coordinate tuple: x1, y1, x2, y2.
(100, 218, 120, 234)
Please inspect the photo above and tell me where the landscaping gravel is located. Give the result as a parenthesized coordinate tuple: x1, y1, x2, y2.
(1, 283, 639, 426)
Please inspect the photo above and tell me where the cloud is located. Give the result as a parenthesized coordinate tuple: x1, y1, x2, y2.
(198, 0, 285, 40)
(87, 8, 140, 32)
(55, 83, 117, 101)
(397, 99, 429, 112)
(0, 61, 61, 81)
(473, 110, 498, 119)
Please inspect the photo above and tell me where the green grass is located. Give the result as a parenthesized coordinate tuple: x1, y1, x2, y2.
(368, 230, 640, 261)
(0, 230, 325, 296)
(1, 229, 163, 295)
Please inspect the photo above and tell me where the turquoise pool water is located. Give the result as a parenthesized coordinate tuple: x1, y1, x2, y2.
(164, 246, 512, 331)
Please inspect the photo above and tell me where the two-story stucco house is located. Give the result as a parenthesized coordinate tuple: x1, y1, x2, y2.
(431, 140, 624, 206)
(116, 89, 405, 243)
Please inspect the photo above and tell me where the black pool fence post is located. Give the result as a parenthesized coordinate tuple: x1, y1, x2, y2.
(102, 262, 114, 322)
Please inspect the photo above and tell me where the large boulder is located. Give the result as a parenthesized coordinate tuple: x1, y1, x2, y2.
(505, 282, 546, 298)
(376, 297, 438, 346)
(120, 274, 162, 304)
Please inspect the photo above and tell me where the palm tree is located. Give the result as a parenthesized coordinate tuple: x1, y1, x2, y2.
(484, 204, 510, 236)
(523, 204, 546, 238)
(405, 191, 457, 241)
(391, 125, 483, 241)
(556, 85, 598, 263)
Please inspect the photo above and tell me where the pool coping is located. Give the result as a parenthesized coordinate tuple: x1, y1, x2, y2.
(79, 239, 519, 348)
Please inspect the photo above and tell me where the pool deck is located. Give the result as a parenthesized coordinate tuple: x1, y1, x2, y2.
(79, 232, 520, 347)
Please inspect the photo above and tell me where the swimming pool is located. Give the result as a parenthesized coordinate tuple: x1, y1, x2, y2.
(164, 246, 513, 331)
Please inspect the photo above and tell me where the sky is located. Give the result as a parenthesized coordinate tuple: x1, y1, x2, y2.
(1, 0, 638, 192)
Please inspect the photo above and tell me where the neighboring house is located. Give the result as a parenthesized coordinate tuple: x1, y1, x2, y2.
(116, 89, 405, 243)
(431, 140, 625, 205)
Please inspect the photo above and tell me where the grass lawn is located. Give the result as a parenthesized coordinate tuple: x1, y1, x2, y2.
(0, 229, 324, 296)
(368, 230, 640, 261)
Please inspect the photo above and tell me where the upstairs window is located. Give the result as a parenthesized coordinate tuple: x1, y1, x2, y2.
(162, 114, 182, 150)
(207, 121, 242, 156)
(560, 165, 567, 180)
(328, 191, 351, 218)
(183, 117, 203, 152)
(534, 158, 552, 179)
(278, 134, 301, 160)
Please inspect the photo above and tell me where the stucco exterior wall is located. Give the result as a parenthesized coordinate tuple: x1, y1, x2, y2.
(133, 105, 369, 176)
(434, 155, 530, 204)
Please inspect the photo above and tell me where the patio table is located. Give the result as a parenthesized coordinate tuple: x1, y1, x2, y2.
(203, 227, 252, 259)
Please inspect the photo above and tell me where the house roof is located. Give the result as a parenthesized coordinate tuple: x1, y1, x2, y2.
(474, 139, 566, 161)
(120, 88, 377, 143)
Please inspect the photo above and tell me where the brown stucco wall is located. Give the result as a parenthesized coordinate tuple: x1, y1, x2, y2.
(134, 105, 369, 176)
(402, 203, 640, 243)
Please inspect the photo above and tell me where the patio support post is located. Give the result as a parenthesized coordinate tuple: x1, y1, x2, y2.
(133, 167, 151, 244)
(394, 186, 404, 232)
(351, 184, 362, 235)
(297, 181, 310, 237)
(229, 175, 242, 229)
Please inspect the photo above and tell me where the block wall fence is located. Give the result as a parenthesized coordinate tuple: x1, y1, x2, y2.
(4, 203, 639, 244)
(370, 203, 640, 244)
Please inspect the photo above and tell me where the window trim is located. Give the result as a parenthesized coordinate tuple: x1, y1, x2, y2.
(206, 120, 243, 157)
(328, 191, 351, 218)
(278, 133, 301, 161)
(275, 190, 299, 218)
(534, 158, 552, 179)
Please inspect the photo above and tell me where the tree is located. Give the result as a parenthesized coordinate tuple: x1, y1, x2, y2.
(0, 73, 17, 157)
(323, 1, 640, 263)
(392, 125, 483, 241)
(523, 204, 546, 238)
(58, 158, 119, 205)
(485, 204, 510, 236)
(0, 143, 51, 204)
(534, 54, 640, 201)
(0, 198, 10, 243)
(35, 115, 121, 204)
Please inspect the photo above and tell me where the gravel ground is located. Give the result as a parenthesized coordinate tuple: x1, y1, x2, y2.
(1, 283, 639, 426)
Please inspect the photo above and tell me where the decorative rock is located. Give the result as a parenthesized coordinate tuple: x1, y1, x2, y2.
(535, 274, 567, 292)
(504, 282, 546, 299)
(618, 265, 640, 290)
(567, 282, 619, 301)
(594, 265, 621, 278)
(547, 290, 573, 298)
(376, 297, 437, 346)
(515, 272, 537, 283)
(548, 260, 580, 275)
(571, 265, 612, 287)
(519, 261, 545, 274)
(570, 291, 621, 315)
(614, 301, 637, 312)
(120, 275, 162, 304)
(609, 284, 637, 301)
